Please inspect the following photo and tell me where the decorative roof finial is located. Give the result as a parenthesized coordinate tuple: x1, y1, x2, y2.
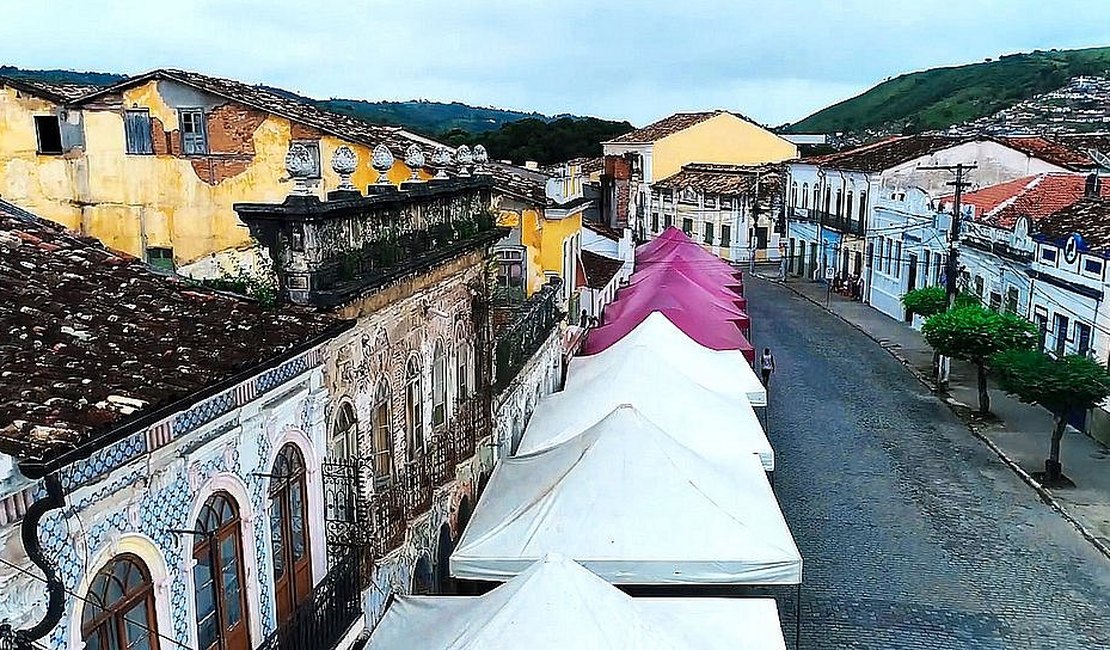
(285, 143, 316, 195)
(456, 145, 474, 177)
(331, 145, 358, 191)
(473, 144, 490, 174)
(371, 144, 395, 185)
(430, 145, 453, 180)
(404, 144, 426, 181)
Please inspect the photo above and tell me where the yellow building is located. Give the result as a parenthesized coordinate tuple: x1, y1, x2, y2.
(0, 69, 439, 274)
(489, 162, 589, 318)
(600, 110, 798, 237)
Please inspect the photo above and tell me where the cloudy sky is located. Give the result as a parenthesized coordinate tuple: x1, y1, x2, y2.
(3, 1, 1109, 127)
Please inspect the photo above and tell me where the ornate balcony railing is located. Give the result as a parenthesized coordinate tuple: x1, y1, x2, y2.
(493, 282, 563, 392)
(790, 207, 866, 237)
(257, 550, 362, 650)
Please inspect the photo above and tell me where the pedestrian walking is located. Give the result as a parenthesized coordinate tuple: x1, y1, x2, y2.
(759, 347, 776, 386)
(777, 247, 788, 281)
(748, 242, 757, 274)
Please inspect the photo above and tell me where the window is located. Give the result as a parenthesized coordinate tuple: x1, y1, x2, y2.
(146, 247, 174, 271)
(867, 241, 874, 269)
(721, 224, 731, 247)
(270, 444, 312, 624)
(651, 212, 659, 232)
(432, 340, 447, 427)
(82, 554, 159, 650)
(457, 325, 471, 401)
(194, 493, 250, 650)
(124, 110, 154, 154)
(858, 190, 867, 221)
(682, 218, 693, 235)
(835, 189, 843, 216)
(704, 195, 717, 209)
(1005, 287, 1019, 314)
(923, 252, 931, 286)
(1034, 310, 1049, 350)
(812, 185, 820, 210)
(1077, 323, 1093, 357)
(1041, 247, 1058, 263)
(372, 381, 393, 482)
(790, 182, 798, 207)
(802, 183, 809, 209)
(179, 108, 208, 155)
(974, 276, 984, 298)
(823, 187, 831, 213)
(989, 292, 1002, 311)
(1053, 314, 1069, 356)
(34, 115, 63, 154)
(845, 191, 854, 222)
(664, 214, 673, 228)
(883, 238, 892, 274)
(329, 402, 358, 460)
(495, 248, 525, 298)
(1085, 258, 1104, 275)
(404, 356, 424, 461)
(703, 222, 714, 244)
(893, 241, 902, 278)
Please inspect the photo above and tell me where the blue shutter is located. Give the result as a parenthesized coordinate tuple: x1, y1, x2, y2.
(124, 111, 153, 154)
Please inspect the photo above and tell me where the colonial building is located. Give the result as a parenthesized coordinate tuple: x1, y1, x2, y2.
(785, 134, 1100, 288)
(600, 111, 797, 239)
(0, 69, 447, 275)
(0, 146, 567, 649)
(648, 163, 785, 263)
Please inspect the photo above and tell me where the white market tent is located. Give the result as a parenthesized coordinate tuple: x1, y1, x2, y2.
(518, 353, 774, 471)
(368, 555, 787, 650)
(568, 311, 767, 407)
(451, 405, 801, 586)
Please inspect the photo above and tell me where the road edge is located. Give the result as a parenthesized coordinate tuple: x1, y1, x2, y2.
(765, 275, 1110, 562)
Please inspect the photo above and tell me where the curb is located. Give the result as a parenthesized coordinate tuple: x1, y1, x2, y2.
(768, 276, 1110, 562)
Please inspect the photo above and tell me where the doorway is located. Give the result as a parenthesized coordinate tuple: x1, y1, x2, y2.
(905, 253, 918, 322)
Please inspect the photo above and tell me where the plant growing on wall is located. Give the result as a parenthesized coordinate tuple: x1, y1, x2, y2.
(922, 305, 1037, 414)
(992, 349, 1110, 484)
(199, 248, 278, 307)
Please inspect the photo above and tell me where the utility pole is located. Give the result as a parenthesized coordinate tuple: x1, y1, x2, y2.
(918, 163, 977, 389)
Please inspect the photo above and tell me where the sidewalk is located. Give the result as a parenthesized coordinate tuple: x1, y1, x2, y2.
(761, 273, 1110, 558)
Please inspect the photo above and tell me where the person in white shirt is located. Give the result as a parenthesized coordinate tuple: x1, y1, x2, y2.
(760, 348, 776, 386)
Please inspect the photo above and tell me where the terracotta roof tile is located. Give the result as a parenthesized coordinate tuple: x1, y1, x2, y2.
(799, 135, 965, 172)
(0, 76, 104, 103)
(944, 173, 1110, 228)
(996, 136, 1093, 170)
(607, 111, 756, 144)
(488, 162, 550, 206)
(0, 199, 348, 463)
(653, 163, 782, 197)
(1036, 196, 1110, 256)
(579, 249, 624, 290)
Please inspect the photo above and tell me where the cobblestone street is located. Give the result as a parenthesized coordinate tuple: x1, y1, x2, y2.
(748, 277, 1110, 649)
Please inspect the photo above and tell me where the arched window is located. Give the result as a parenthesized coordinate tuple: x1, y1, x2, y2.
(801, 183, 809, 209)
(834, 188, 843, 216)
(845, 191, 854, 222)
(371, 379, 393, 482)
(457, 341, 471, 402)
(432, 340, 447, 427)
(270, 445, 312, 624)
(194, 492, 250, 650)
(329, 402, 358, 460)
(405, 356, 424, 461)
(790, 181, 798, 207)
(858, 190, 868, 221)
(812, 184, 819, 210)
(82, 554, 159, 650)
(823, 186, 831, 214)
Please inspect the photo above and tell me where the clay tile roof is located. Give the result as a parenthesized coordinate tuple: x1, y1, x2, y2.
(945, 173, 1110, 228)
(653, 163, 781, 197)
(543, 156, 605, 175)
(488, 162, 550, 206)
(583, 220, 623, 241)
(0, 199, 350, 464)
(1036, 196, 1110, 256)
(579, 249, 624, 290)
(606, 111, 739, 144)
(799, 135, 965, 172)
(73, 68, 444, 158)
(996, 136, 1093, 171)
(0, 76, 103, 103)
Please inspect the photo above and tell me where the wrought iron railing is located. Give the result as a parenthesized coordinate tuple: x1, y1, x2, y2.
(493, 283, 562, 392)
(258, 550, 362, 650)
(790, 207, 865, 236)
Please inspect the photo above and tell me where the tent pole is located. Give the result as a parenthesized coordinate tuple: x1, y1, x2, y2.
(794, 582, 802, 650)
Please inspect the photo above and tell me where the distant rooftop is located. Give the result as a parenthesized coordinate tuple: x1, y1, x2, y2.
(605, 111, 759, 145)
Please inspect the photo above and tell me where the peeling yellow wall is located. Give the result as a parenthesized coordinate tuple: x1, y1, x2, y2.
(0, 80, 430, 267)
(654, 113, 799, 180)
(0, 87, 82, 230)
(498, 202, 583, 295)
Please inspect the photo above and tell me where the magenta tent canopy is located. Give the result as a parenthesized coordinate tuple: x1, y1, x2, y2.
(613, 270, 749, 319)
(636, 228, 743, 281)
(585, 307, 755, 361)
(626, 264, 748, 309)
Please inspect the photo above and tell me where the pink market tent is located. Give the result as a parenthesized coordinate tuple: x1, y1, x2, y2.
(630, 259, 744, 296)
(584, 308, 754, 360)
(636, 228, 743, 286)
(622, 265, 748, 312)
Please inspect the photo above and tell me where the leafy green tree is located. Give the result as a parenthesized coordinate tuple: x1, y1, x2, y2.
(901, 287, 980, 319)
(992, 350, 1110, 483)
(922, 306, 1037, 414)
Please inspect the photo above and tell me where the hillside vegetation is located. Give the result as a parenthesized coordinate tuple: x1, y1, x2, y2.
(318, 98, 561, 135)
(441, 117, 634, 165)
(0, 65, 125, 86)
(787, 47, 1110, 134)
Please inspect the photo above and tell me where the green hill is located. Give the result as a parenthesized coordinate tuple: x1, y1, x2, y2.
(0, 65, 126, 86)
(787, 46, 1110, 134)
(317, 98, 568, 135)
(441, 117, 634, 165)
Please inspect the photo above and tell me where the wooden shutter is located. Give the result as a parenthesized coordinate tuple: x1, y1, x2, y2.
(124, 111, 153, 154)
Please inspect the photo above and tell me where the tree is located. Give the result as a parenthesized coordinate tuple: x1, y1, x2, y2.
(921, 305, 1037, 414)
(992, 349, 1110, 483)
(900, 286, 979, 319)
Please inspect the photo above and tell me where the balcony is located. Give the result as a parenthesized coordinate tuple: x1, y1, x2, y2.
(492, 282, 563, 392)
(257, 550, 362, 650)
(789, 207, 865, 237)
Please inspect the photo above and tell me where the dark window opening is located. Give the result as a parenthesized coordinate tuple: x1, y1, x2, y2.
(34, 115, 63, 155)
(146, 247, 174, 271)
(721, 224, 731, 247)
(703, 222, 714, 244)
(681, 218, 693, 235)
